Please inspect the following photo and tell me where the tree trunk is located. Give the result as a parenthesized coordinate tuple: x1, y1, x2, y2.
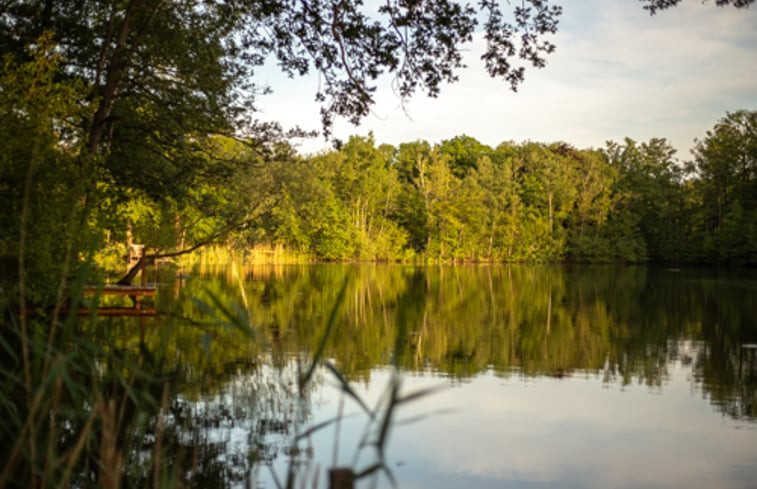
(488, 215, 496, 259)
(88, 0, 141, 154)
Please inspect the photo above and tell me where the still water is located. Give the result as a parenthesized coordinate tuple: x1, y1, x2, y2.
(110, 264, 757, 488)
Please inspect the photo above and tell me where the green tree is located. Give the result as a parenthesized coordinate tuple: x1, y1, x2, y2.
(321, 135, 406, 259)
(691, 110, 757, 264)
(0, 36, 93, 302)
(517, 143, 577, 261)
(472, 154, 517, 260)
(437, 135, 493, 177)
(453, 173, 490, 260)
(390, 141, 434, 253)
(264, 156, 353, 258)
(423, 151, 460, 260)
(565, 149, 617, 262)
(604, 138, 685, 263)
(0, 0, 565, 163)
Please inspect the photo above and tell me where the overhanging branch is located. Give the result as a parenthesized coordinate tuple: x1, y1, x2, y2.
(117, 214, 254, 285)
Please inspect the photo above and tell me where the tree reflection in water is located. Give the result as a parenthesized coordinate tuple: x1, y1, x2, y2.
(95, 264, 756, 487)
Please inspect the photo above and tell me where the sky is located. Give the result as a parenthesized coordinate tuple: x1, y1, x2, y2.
(255, 0, 757, 160)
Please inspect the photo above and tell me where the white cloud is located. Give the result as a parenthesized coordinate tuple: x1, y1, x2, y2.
(256, 0, 757, 158)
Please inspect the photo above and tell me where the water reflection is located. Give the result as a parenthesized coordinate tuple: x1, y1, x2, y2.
(98, 264, 757, 488)
(170, 265, 756, 416)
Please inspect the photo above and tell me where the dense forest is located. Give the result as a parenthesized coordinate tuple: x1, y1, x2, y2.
(164, 113, 756, 267)
(0, 3, 755, 305)
(82, 110, 757, 273)
(2, 39, 756, 303)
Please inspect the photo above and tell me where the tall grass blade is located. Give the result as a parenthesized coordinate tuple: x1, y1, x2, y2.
(323, 361, 373, 418)
(375, 377, 400, 459)
(395, 384, 446, 405)
(394, 407, 457, 427)
(294, 413, 357, 441)
(299, 278, 348, 390)
(268, 464, 283, 489)
(354, 463, 382, 479)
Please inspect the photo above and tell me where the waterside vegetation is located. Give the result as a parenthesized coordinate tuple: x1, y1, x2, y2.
(1, 2, 755, 488)
(178, 117, 757, 268)
(1, 20, 755, 303)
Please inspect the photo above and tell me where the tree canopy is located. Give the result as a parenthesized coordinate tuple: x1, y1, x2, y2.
(2, 0, 751, 160)
(1, 0, 751, 204)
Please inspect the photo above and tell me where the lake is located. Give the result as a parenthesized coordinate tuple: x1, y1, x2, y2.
(103, 264, 757, 488)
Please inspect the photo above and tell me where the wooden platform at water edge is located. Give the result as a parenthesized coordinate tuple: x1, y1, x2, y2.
(79, 284, 158, 316)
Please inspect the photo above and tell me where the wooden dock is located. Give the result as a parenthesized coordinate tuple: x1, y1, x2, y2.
(81, 285, 157, 314)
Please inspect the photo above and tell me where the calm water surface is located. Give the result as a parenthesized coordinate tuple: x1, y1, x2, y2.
(112, 265, 757, 488)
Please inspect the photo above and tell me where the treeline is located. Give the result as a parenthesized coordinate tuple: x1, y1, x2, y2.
(157, 110, 756, 266)
(1, 40, 755, 302)
(1, 35, 754, 303)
